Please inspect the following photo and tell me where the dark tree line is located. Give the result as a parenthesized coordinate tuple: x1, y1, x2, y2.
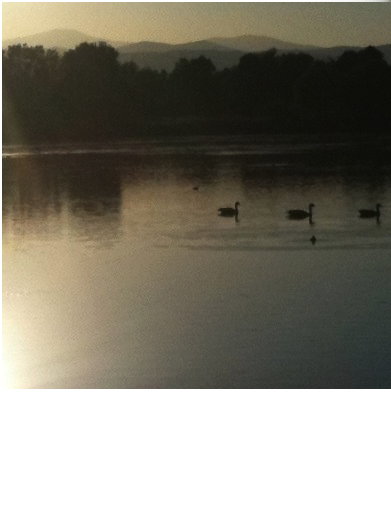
(3, 42, 391, 143)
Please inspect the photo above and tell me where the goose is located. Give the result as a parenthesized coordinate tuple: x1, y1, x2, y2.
(359, 203, 381, 218)
(218, 201, 240, 217)
(287, 203, 315, 220)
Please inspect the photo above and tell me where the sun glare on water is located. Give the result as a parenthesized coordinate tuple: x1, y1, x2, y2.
(1, 354, 15, 389)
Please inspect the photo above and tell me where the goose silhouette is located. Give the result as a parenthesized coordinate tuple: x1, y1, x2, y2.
(359, 203, 381, 218)
(218, 201, 240, 217)
(287, 203, 315, 220)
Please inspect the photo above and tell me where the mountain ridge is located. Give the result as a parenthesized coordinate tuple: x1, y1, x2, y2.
(0, 28, 327, 52)
(2, 28, 128, 49)
(208, 34, 319, 52)
(3, 28, 390, 70)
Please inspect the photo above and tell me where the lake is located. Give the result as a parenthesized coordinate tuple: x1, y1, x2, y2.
(2, 135, 391, 388)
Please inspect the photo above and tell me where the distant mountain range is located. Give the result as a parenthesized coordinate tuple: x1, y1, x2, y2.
(2, 28, 127, 49)
(3, 28, 391, 70)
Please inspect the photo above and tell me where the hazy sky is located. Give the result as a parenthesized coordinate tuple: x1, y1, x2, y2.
(2, 2, 391, 47)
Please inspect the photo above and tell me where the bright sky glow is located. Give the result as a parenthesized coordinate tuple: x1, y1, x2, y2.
(2, 2, 391, 47)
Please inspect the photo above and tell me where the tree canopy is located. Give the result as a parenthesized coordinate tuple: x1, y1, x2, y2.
(3, 42, 391, 143)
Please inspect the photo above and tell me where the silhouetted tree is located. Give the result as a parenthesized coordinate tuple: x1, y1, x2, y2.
(169, 56, 217, 116)
(332, 46, 391, 130)
(3, 42, 391, 143)
(58, 42, 122, 138)
(3, 44, 60, 141)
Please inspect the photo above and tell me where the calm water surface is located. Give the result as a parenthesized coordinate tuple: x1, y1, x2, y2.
(2, 136, 391, 388)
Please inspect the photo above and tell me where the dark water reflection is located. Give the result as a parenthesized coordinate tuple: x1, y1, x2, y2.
(2, 136, 391, 388)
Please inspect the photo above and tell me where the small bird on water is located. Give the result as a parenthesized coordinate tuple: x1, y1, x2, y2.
(310, 235, 317, 245)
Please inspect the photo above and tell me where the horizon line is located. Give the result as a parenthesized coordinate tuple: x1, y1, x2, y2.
(3, 27, 380, 49)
